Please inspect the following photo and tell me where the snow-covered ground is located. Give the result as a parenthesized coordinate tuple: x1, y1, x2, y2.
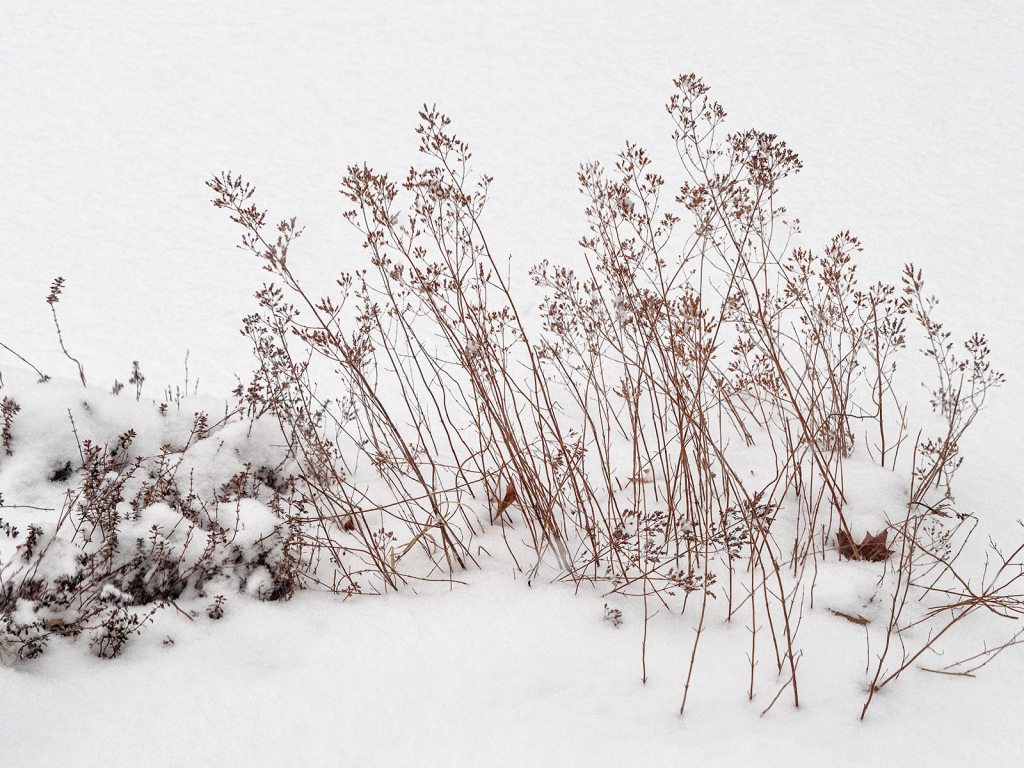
(6, 575, 1023, 768)
(2, 2, 1023, 765)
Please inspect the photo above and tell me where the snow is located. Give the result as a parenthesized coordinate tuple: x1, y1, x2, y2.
(3, 580, 1022, 767)
(2, 1, 1024, 765)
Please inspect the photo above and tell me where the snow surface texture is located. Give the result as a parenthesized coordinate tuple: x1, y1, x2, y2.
(2, 1, 1023, 765)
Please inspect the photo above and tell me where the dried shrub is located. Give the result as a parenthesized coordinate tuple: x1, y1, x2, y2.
(205, 74, 1015, 717)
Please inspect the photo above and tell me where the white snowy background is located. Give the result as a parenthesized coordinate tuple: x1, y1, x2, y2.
(2, 2, 1023, 765)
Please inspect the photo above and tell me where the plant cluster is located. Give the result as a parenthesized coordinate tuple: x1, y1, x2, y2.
(205, 75, 1018, 716)
(0, 402, 299, 661)
(1, 75, 1017, 719)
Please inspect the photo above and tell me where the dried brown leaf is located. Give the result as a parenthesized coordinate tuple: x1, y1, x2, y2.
(495, 482, 517, 519)
(859, 529, 893, 562)
(828, 608, 870, 626)
(837, 528, 894, 562)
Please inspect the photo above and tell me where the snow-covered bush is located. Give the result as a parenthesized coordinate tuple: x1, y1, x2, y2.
(0, 373, 300, 661)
